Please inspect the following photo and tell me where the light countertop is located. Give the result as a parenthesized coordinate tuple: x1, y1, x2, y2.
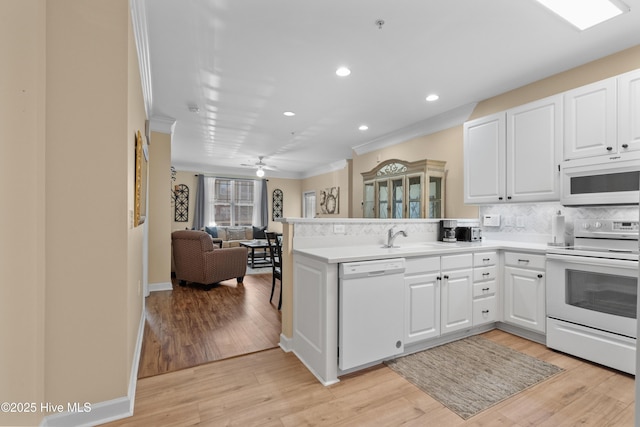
(293, 239, 549, 264)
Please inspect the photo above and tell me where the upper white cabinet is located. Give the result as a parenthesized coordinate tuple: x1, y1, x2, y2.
(563, 79, 617, 160)
(618, 69, 640, 155)
(464, 95, 561, 204)
(564, 70, 640, 160)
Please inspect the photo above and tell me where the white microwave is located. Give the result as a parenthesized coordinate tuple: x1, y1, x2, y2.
(561, 153, 640, 206)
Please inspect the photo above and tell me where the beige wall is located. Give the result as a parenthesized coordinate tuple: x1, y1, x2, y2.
(470, 45, 640, 120)
(301, 162, 351, 218)
(1, 1, 145, 425)
(171, 170, 198, 231)
(267, 177, 303, 233)
(0, 1, 46, 425)
(351, 127, 479, 219)
(149, 131, 172, 285)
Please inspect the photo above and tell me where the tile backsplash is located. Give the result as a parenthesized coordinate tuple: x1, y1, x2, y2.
(479, 202, 639, 244)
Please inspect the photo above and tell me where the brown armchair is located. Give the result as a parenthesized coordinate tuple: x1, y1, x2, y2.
(172, 230, 248, 291)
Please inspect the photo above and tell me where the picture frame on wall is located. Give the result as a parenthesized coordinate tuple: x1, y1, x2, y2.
(134, 130, 148, 226)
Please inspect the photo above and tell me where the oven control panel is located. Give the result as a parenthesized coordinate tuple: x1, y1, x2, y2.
(575, 219, 638, 239)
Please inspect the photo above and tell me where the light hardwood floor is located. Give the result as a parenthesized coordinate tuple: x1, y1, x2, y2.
(138, 273, 282, 378)
(104, 329, 634, 426)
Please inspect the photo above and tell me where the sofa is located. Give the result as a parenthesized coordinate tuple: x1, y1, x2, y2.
(204, 225, 267, 248)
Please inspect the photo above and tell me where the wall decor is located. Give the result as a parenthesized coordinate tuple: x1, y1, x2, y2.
(174, 184, 189, 222)
(134, 130, 148, 226)
(272, 188, 283, 220)
(320, 187, 339, 214)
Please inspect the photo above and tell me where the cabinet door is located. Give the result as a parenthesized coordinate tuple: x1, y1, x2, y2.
(503, 266, 545, 333)
(507, 95, 561, 202)
(463, 112, 506, 204)
(441, 268, 473, 334)
(564, 78, 617, 160)
(618, 69, 640, 154)
(405, 272, 440, 343)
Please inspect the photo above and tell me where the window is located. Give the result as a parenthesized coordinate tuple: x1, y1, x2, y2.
(205, 177, 255, 226)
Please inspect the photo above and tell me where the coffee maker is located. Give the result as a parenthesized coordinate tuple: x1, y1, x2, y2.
(439, 219, 457, 242)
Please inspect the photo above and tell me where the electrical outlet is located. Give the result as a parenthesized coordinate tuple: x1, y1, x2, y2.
(333, 224, 346, 234)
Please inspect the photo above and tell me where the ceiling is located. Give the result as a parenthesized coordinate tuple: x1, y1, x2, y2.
(141, 0, 640, 179)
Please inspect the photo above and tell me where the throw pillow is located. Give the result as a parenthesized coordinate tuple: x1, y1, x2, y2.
(204, 226, 218, 238)
(253, 226, 267, 239)
(228, 228, 247, 241)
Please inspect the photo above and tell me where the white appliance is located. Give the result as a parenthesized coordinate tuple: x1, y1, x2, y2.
(546, 219, 639, 374)
(338, 258, 405, 371)
(560, 153, 640, 206)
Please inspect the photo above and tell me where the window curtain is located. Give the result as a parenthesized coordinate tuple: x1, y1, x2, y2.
(192, 174, 206, 230)
(252, 179, 268, 228)
(203, 176, 215, 226)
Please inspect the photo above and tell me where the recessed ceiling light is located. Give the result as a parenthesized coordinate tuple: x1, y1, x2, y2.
(426, 94, 439, 102)
(283, 111, 295, 117)
(336, 67, 351, 77)
(358, 125, 369, 131)
(535, 0, 628, 30)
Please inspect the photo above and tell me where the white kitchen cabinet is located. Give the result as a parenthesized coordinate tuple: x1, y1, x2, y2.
(506, 97, 561, 202)
(463, 95, 561, 204)
(503, 252, 546, 334)
(564, 78, 617, 160)
(404, 256, 441, 344)
(618, 69, 640, 154)
(472, 252, 497, 326)
(440, 254, 473, 334)
(463, 112, 505, 204)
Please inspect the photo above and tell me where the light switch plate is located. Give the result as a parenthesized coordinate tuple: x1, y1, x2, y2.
(483, 214, 501, 227)
(333, 224, 346, 234)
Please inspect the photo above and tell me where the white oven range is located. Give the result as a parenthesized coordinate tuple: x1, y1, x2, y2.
(546, 219, 639, 374)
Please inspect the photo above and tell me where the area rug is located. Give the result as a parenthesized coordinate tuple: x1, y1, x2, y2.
(384, 335, 564, 419)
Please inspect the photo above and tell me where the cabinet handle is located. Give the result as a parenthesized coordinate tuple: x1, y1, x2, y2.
(482, 287, 490, 291)
(498, 197, 503, 201)
(437, 276, 441, 281)
(622, 144, 629, 149)
(517, 259, 530, 263)
(482, 310, 490, 314)
(538, 274, 543, 278)
(507, 196, 512, 200)
(482, 272, 490, 277)
(606, 146, 613, 151)
(483, 258, 490, 261)
(443, 275, 449, 280)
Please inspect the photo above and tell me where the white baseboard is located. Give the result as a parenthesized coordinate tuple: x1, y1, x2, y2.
(149, 281, 173, 292)
(279, 333, 293, 352)
(41, 311, 146, 426)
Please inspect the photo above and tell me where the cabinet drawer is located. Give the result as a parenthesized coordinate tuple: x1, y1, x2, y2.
(504, 252, 545, 270)
(473, 296, 497, 326)
(405, 256, 440, 275)
(473, 280, 497, 297)
(474, 251, 497, 266)
(474, 265, 497, 282)
(441, 253, 473, 271)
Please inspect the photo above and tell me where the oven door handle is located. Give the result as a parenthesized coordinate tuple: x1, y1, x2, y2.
(546, 253, 638, 269)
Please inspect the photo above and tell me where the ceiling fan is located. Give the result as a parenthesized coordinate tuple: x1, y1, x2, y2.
(240, 156, 277, 177)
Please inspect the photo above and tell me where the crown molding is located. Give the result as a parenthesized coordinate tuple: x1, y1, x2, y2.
(300, 159, 349, 179)
(149, 116, 176, 134)
(130, 0, 152, 118)
(352, 102, 478, 155)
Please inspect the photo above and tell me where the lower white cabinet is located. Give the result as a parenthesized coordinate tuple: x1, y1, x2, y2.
(503, 252, 546, 333)
(441, 254, 474, 334)
(472, 252, 498, 326)
(405, 271, 441, 343)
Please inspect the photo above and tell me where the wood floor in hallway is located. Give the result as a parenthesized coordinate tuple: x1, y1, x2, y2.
(137, 273, 282, 378)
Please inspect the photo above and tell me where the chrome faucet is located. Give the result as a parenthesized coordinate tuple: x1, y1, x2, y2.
(384, 227, 408, 248)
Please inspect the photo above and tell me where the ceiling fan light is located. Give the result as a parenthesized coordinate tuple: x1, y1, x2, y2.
(256, 168, 265, 177)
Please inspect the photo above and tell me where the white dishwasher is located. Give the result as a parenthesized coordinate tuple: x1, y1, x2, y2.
(339, 258, 406, 370)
